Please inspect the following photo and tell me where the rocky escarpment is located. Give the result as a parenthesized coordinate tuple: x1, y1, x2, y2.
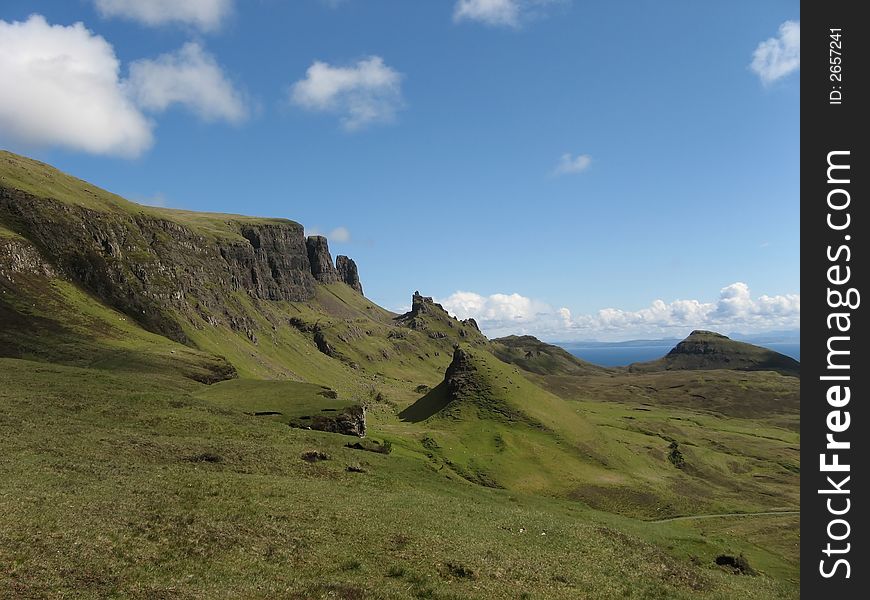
(0, 235, 57, 280)
(0, 187, 319, 343)
(336, 255, 363, 294)
(1, 168, 368, 345)
(306, 236, 340, 284)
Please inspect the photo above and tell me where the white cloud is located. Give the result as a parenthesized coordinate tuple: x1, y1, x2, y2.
(0, 15, 152, 157)
(126, 42, 247, 123)
(93, 0, 233, 31)
(553, 152, 591, 175)
(454, 0, 521, 27)
(307, 226, 352, 243)
(135, 192, 169, 207)
(751, 20, 800, 84)
(453, 0, 562, 28)
(438, 282, 800, 341)
(329, 226, 352, 243)
(289, 56, 404, 131)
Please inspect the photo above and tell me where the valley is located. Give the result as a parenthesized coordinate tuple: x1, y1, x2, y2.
(0, 150, 800, 599)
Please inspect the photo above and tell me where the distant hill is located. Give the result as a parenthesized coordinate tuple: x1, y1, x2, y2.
(629, 330, 800, 376)
(491, 334, 608, 376)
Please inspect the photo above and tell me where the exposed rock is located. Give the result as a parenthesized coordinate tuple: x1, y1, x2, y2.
(308, 405, 367, 437)
(305, 236, 340, 283)
(314, 328, 334, 357)
(301, 450, 331, 462)
(444, 346, 483, 399)
(462, 318, 480, 332)
(0, 187, 316, 343)
(0, 237, 56, 280)
(335, 255, 363, 294)
(410, 291, 440, 314)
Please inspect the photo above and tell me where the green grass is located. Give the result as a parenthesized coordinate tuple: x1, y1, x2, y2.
(196, 379, 356, 426)
(387, 347, 798, 522)
(0, 358, 798, 599)
(0, 149, 800, 597)
(1, 150, 299, 242)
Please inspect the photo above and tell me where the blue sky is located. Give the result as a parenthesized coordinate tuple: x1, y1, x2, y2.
(0, 0, 800, 341)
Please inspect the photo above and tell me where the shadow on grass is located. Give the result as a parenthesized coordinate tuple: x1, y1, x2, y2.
(398, 381, 451, 422)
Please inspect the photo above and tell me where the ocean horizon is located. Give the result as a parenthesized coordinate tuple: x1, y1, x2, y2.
(559, 342, 801, 367)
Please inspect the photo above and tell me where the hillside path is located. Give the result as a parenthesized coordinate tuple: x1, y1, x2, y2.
(648, 510, 799, 524)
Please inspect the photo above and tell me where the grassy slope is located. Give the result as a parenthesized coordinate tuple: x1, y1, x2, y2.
(393, 348, 798, 519)
(0, 358, 798, 599)
(1, 150, 299, 242)
(0, 150, 799, 597)
(490, 334, 609, 377)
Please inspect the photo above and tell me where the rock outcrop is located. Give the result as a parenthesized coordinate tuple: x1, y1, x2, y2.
(462, 318, 480, 332)
(335, 255, 363, 294)
(444, 346, 484, 399)
(0, 236, 57, 280)
(305, 236, 340, 284)
(0, 187, 317, 343)
(394, 292, 488, 346)
(308, 405, 367, 437)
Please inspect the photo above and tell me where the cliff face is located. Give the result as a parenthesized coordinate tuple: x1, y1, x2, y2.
(335, 255, 363, 294)
(0, 187, 316, 343)
(0, 150, 370, 350)
(306, 236, 340, 284)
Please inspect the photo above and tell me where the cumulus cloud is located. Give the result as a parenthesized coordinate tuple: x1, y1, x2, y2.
(0, 15, 153, 157)
(290, 56, 403, 131)
(127, 42, 248, 123)
(453, 0, 562, 28)
(553, 152, 591, 175)
(307, 226, 352, 243)
(93, 0, 233, 31)
(751, 20, 800, 84)
(439, 282, 800, 341)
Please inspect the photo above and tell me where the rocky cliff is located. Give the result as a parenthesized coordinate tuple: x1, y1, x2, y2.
(0, 187, 316, 343)
(0, 152, 365, 346)
(305, 236, 340, 284)
(335, 255, 363, 294)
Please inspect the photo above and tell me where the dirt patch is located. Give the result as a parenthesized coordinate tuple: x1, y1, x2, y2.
(715, 554, 756, 575)
(300, 450, 330, 462)
(184, 452, 223, 463)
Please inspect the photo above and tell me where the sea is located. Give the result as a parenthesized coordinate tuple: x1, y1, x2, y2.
(559, 342, 801, 368)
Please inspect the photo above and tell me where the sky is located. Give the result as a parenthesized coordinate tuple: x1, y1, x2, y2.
(0, 0, 800, 342)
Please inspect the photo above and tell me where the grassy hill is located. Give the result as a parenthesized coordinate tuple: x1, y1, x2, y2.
(490, 334, 609, 377)
(629, 330, 800, 377)
(0, 150, 800, 598)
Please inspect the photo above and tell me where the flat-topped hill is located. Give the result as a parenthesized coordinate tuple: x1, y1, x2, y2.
(629, 330, 800, 376)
